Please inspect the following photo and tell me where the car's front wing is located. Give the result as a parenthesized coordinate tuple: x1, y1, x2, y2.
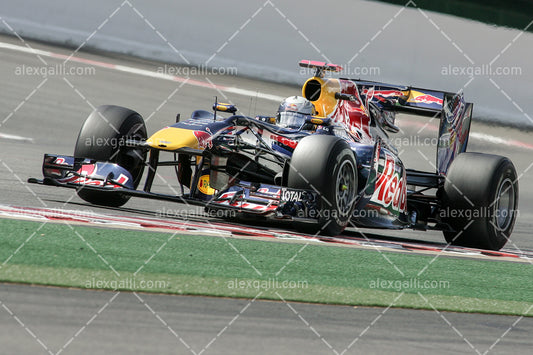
(28, 154, 322, 222)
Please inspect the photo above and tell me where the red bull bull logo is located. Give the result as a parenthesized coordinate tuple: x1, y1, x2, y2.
(362, 89, 405, 98)
(193, 130, 212, 149)
(413, 94, 443, 105)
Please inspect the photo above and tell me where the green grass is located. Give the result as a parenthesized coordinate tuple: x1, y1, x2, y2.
(0, 218, 531, 316)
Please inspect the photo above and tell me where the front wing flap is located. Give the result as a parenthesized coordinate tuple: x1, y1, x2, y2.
(38, 154, 135, 190)
(30, 154, 322, 220)
(207, 183, 320, 221)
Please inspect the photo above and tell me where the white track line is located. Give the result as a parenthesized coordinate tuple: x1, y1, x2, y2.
(0, 132, 34, 142)
(0, 41, 285, 102)
(1, 41, 531, 150)
(1, 204, 531, 262)
(400, 119, 533, 150)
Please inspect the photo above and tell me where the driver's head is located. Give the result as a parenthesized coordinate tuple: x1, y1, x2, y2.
(276, 96, 316, 129)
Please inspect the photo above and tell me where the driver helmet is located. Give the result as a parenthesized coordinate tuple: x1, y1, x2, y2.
(276, 96, 316, 129)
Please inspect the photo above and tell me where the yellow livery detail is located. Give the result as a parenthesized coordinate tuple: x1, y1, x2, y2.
(197, 174, 216, 195)
(301, 77, 341, 117)
(146, 127, 199, 151)
(309, 118, 325, 125)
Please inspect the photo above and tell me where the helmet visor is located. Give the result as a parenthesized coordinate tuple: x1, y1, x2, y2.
(278, 111, 307, 129)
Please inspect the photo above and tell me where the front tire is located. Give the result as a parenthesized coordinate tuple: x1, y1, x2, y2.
(441, 152, 518, 250)
(288, 135, 358, 235)
(74, 105, 147, 207)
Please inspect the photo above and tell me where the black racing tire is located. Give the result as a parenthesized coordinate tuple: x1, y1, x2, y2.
(287, 135, 358, 236)
(441, 152, 518, 250)
(74, 105, 147, 207)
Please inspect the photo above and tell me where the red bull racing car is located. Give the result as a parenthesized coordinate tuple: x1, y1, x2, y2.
(29, 60, 519, 251)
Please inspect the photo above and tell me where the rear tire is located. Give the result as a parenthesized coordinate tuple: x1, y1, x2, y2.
(441, 152, 518, 250)
(288, 135, 358, 235)
(74, 105, 147, 207)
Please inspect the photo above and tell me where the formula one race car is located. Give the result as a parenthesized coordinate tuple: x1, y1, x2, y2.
(29, 60, 518, 250)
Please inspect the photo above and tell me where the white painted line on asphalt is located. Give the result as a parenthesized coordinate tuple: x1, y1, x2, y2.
(0, 132, 34, 142)
(0, 41, 285, 102)
(400, 119, 533, 151)
(2, 40, 531, 150)
(470, 132, 533, 150)
(224, 87, 286, 102)
(1, 204, 531, 261)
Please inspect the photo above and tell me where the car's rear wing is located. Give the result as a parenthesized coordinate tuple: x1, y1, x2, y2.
(298, 61, 472, 175)
(351, 79, 448, 114)
(353, 80, 473, 175)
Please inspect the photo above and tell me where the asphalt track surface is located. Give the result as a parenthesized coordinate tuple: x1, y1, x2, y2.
(1, 35, 532, 353)
(0, 284, 532, 355)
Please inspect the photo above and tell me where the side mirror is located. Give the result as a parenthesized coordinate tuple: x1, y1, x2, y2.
(256, 115, 277, 124)
(213, 102, 237, 114)
(305, 117, 331, 126)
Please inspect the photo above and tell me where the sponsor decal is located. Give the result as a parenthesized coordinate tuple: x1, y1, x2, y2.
(281, 188, 305, 202)
(79, 164, 96, 178)
(362, 89, 406, 98)
(193, 130, 212, 149)
(74, 172, 129, 188)
(54, 157, 67, 165)
(412, 94, 443, 105)
(58, 164, 129, 188)
(271, 134, 298, 149)
(256, 187, 272, 194)
(371, 154, 407, 212)
(198, 174, 216, 195)
(286, 103, 298, 111)
(218, 191, 236, 200)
